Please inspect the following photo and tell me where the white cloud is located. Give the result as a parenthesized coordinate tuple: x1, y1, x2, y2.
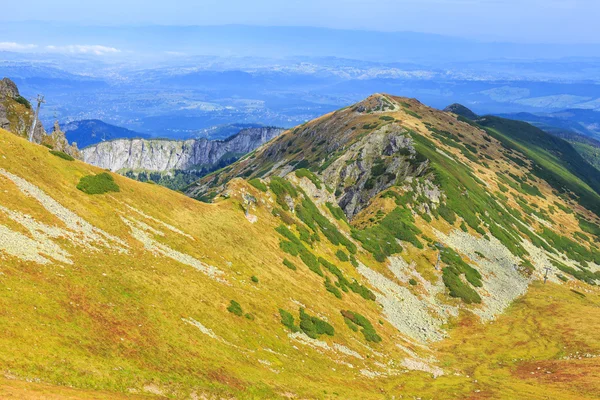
(0, 42, 38, 51)
(45, 44, 121, 56)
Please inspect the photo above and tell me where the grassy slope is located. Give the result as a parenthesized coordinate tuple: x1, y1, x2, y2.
(0, 128, 423, 398)
(570, 140, 600, 172)
(477, 116, 600, 216)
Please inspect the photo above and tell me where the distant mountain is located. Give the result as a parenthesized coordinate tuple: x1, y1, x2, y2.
(193, 123, 266, 140)
(443, 103, 478, 120)
(496, 109, 600, 141)
(62, 119, 150, 148)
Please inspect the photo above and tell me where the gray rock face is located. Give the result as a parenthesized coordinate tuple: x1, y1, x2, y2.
(321, 123, 429, 218)
(0, 78, 19, 99)
(82, 127, 284, 172)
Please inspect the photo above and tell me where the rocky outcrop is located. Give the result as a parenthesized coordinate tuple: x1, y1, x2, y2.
(0, 78, 19, 98)
(41, 121, 82, 159)
(321, 123, 428, 217)
(0, 77, 44, 142)
(82, 127, 284, 172)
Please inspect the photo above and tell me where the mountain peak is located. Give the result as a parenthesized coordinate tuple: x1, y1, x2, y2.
(443, 103, 479, 120)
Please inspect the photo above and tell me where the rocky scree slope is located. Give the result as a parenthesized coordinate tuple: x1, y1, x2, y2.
(1, 94, 600, 399)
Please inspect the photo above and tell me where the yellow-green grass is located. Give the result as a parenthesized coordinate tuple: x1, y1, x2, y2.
(0, 129, 409, 398)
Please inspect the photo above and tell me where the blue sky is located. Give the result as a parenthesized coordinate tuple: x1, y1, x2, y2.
(2, 0, 599, 44)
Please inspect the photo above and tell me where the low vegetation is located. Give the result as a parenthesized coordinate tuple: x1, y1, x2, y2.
(227, 300, 244, 317)
(441, 247, 482, 304)
(76, 172, 120, 195)
(341, 310, 381, 343)
(49, 150, 74, 161)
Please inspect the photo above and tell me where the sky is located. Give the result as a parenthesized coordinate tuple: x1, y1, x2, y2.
(1, 0, 599, 44)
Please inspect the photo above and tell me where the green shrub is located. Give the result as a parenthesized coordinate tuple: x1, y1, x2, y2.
(272, 207, 295, 225)
(299, 308, 334, 338)
(409, 278, 418, 286)
(578, 217, 600, 238)
(276, 225, 301, 245)
(249, 178, 267, 192)
(442, 268, 481, 304)
(438, 204, 457, 224)
(244, 313, 255, 320)
(344, 317, 359, 331)
(296, 197, 357, 254)
(295, 168, 322, 189)
(335, 250, 349, 262)
(49, 150, 75, 161)
(351, 207, 422, 262)
(278, 238, 322, 276)
(279, 309, 299, 332)
(279, 240, 299, 256)
(269, 176, 298, 210)
(325, 277, 342, 299)
(541, 228, 600, 265)
(405, 109, 422, 119)
(371, 158, 386, 177)
(520, 182, 544, 197)
(551, 259, 599, 284)
(326, 202, 347, 221)
(441, 247, 482, 287)
(227, 300, 243, 316)
(77, 172, 120, 195)
(251, 275, 259, 283)
(340, 310, 381, 343)
(283, 258, 297, 271)
(15, 95, 31, 109)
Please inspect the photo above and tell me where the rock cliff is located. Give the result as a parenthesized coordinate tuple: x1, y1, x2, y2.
(81, 127, 284, 172)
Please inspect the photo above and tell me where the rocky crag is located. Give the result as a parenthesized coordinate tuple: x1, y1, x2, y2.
(81, 127, 284, 173)
(0, 77, 80, 158)
(41, 121, 82, 159)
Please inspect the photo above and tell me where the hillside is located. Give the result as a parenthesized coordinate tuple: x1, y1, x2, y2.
(1, 94, 600, 399)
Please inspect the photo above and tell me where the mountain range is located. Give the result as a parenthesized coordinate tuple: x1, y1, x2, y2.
(1, 83, 600, 399)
